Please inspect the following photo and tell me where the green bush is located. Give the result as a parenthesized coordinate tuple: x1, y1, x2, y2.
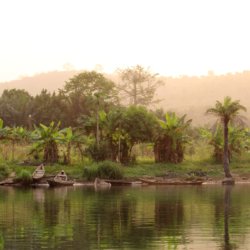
(83, 161, 124, 180)
(16, 170, 32, 185)
(97, 161, 123, 180)
(86, 141, 113, 162)
(82, 164, 98, 181)
(0, 164, 10, 181)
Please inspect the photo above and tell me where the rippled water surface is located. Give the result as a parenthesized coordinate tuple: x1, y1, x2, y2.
(0, 184, 250, 249)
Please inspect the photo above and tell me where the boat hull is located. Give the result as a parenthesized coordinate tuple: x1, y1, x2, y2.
(47, 179, 74, 187)
(139, 178, 203, 185)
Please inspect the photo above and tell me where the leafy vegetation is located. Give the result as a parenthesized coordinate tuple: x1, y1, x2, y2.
(207, 96, 247, 178)
(0, 70, 248, 181)
(15, 169, 32, 184)
(83, 161, 123, 180)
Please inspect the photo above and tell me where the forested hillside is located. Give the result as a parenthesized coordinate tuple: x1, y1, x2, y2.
(1, 70, 250, 125)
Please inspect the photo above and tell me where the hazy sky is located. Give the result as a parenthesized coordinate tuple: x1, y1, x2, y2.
(0, 0, 250, 82)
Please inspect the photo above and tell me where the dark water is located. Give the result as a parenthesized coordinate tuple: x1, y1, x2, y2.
(0, 185, 250, 249)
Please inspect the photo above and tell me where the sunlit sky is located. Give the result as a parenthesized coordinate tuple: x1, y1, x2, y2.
(0, 0, 250, 82)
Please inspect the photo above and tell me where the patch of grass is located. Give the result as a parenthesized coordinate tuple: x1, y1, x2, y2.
(0, 163, 10, 181)
(15, 169, 32, 185)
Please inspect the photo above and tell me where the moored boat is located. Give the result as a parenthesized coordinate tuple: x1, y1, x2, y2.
(47, 178, 75, 187)
(138, 178, 203, 185)
(103, 179, 142, 186)
(47, 170, 74, 187)
(32, 164, 45, 182)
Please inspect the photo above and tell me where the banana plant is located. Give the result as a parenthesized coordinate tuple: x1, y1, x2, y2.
(31, 121, 64, 163)
(61, 127, 89, 164)
(155, 112, 192, 163)
(200, 124, 250, 162)
(7, 126, 29, 161)
(0, 119, 29, 160)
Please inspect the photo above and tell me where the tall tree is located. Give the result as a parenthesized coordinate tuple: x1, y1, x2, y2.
(117, 65, 163, 106)
(108, 106, 158, 163)
(0, 89, 33, 127)
(206, 96, 246, 179)
(60, 71, 118, 127)
(31, 89, 67, 127)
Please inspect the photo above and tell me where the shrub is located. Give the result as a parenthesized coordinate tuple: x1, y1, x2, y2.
(0, 164, 10, 181)
(97, 161, 123, 180)
(16, 170, 32, 185)
(86, 141, 113, 162)
(83, 161, 124, 180)
(82, 164, 98, 181)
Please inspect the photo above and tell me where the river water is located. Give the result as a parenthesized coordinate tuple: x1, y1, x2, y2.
(0, 184, 250, 249)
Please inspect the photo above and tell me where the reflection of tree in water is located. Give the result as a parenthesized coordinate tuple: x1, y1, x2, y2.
(81, 188, 157, 249)
(223, 185, 234, 250)
(213, 186, 238, 250)
(44, 188, 69, 227)
(155, 199, 184, 231)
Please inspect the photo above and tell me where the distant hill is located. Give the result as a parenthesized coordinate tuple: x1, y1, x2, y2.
(157, 71, 250, 125)
(0, 70, 80, 95)
(1, 70, 250, 125)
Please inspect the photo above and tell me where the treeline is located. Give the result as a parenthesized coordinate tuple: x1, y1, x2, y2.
(0, 66, 193, 164)
(0, 66, 249, 169)
(0, 66, 163, 128)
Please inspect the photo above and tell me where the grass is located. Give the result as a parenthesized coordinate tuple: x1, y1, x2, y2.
(0, 141, 250, 181)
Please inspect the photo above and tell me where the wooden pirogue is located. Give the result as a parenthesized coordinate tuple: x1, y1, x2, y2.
(138, 178, 203, 185)
(32, 164, 45, 182)
(47, 170, 74, 187)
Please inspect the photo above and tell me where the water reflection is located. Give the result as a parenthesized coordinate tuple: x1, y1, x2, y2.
(223, 185, 233, 250)
(0, 185, 249, 249)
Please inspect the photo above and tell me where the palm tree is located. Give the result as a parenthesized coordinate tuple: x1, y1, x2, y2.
(206, 96, 246, 178)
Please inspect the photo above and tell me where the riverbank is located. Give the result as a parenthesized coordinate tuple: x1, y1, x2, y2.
(1, 157, 250, 186)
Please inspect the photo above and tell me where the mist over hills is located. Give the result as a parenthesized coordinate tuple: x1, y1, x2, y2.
(0, 70, 79, 95)
(0, 70, 250, 125)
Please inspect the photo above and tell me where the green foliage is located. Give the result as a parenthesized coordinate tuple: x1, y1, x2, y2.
(206, 96, 247, 177)
(0, 164, 10, 180)
(31, 89, 67, 127)
(82, 164, 98, 181)
(96, 161, 124, 179)
(108, 106, 158, 163)
(86, 140, 113, 162)
(206, 96, 247, 124)
(61, 71, 118, 126)
(16, 169, 32, 184)
(123, 106, 158, 144)
(83, 161, 123, 180)
(200, 124, 250, 162)
(31, 122, 64, 163)
(0, 89, 33, 127)
(154, 112, 192, 163)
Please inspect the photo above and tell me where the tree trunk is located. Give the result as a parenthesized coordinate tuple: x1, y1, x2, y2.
(223, 121, 232, 178)
(96, 107, 100, 150)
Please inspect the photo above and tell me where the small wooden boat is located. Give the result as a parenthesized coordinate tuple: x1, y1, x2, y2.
(47, 178, 74, 187)
(32, 164, 45, 181)
(103, 179, 141, 186)
(47, 170, 75, 187)
(138, 178, 203, 185)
